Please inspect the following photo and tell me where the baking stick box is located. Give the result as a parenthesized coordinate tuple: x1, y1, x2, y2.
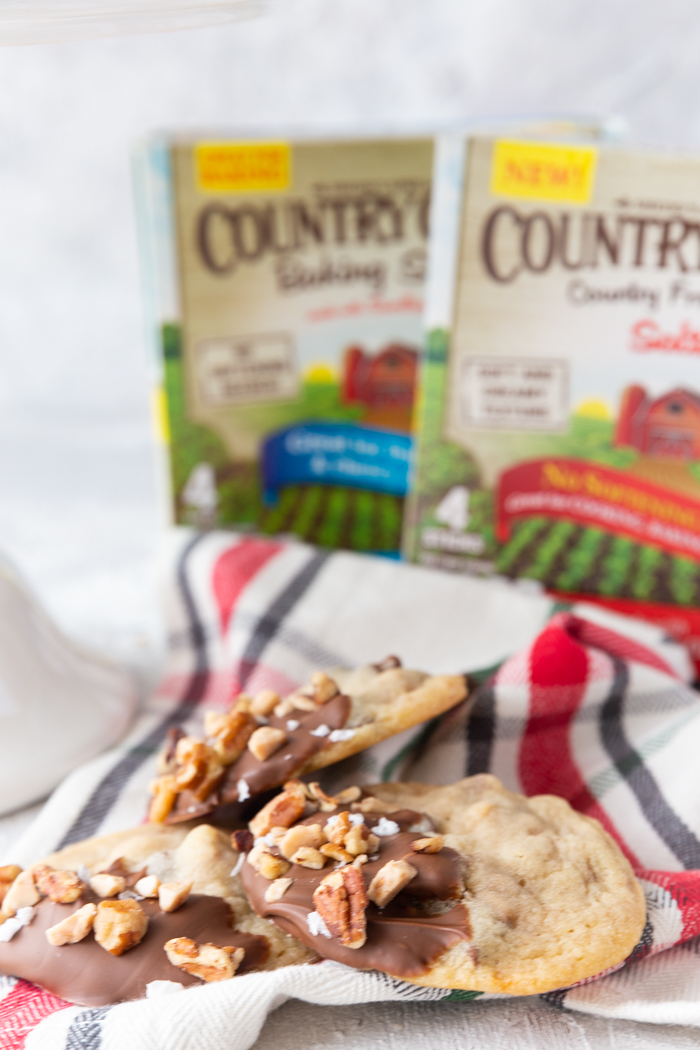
(404, 135, 700, 664)
(134, 135, 433, 554)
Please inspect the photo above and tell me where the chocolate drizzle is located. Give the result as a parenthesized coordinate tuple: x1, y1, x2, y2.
(0, 891, 269, 1006)
(241, 805, 472, 978)
(167, 692, 351, 824)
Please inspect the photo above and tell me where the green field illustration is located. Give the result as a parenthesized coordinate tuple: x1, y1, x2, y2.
(162, 324, 404, 551)
(406, 328, 700, 600)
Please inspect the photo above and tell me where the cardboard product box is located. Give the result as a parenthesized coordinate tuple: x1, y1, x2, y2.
(135, 135, 433, 554)
(404, 135, 700, 667)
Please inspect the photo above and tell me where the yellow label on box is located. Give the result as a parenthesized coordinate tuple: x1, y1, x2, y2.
(196, 142, 291, 193)
(490, 140, 597, 204)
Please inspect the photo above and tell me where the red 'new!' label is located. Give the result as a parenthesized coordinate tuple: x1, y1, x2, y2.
(497, 458, 700, 563)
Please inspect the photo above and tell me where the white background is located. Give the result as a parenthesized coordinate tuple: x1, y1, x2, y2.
(0, 0, 699, 664)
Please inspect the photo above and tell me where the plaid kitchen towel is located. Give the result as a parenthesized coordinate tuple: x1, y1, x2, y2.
(4, 529, 700, 1048)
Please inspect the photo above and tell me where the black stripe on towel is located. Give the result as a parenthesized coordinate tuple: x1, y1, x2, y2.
(66, 1006, 110, 1050)
(57, 532, 210, 848)
(600, 656, 700, 870)
(237, 549, 330, 688)
(466, 682, 496, 776)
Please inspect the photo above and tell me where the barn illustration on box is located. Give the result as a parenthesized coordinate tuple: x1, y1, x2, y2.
(614, 385, 700, 460)
(341, 343, 418, 431)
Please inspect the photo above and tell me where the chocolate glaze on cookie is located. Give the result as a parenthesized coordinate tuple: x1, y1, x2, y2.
(242, 805, 472, 978)
(166, 692, 351, 824)
(0, 890, 269, 1006)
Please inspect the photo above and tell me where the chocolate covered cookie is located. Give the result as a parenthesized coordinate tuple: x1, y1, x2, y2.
(239, 775, 646, 995)
(149, 657, 467, 825)
(0, 822, 315, 1006)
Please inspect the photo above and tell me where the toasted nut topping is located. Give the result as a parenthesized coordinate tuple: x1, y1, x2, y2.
(335, 786, 362, 804)
(45, 903, 97, 946)
(291, 846, 326, 869)
(210, 705, 257, 766)
(134, 875, 160, 898)
(231, 829, 254, 854)
(366, 833, 380, 853)
(313, 865, 367, 949)
(249, 783, 306, 838)
(94, 899, 148, 955)
(203, 710, 228, 737)
(367, 859, 417, 908)
(344, 824, 371, 857)
(411, 835, 445, 854)
(310, 671, 339, 704)
(272, 698, 296, 718)
(0, 865, 22, 884)
(250, 689, 280, 717)
(2, 870, 40, 917)
(352, 854, 368, 867)
(246, 843, 269, 871)
(33, 866, 85, 905)
(320, 843, 353, 864)
(174, 738, 225, 799)
(165, 937, 244, 982)
(149, 775, 178, 823)
(0, 866, 25, 908)
(352, 796, 393, 814)
(290, 694, 319, 712)
(279, 823, 325, 861)
(264, 877, 293, 903)
(159, 880, 192, 912)
(89, 874, 126, 899)
(248, 726, 287, 762)
(257, 853, 291, 881)
(324, 812, 351, 844)
(309, 783, 342, 812)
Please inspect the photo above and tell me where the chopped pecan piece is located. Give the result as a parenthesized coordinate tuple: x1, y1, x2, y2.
(0, 866, 23, 908)
(164, 937, 244, 982)
(411, 835, 445, 854)
(89, 873, 125, 898)
(344, 824, 371, 857)
(210, 704, 257, 765)
(134, 874, 160, 898)
(250, 689, 280, 717)
(288, 694, 317, 712)
(257, 854, 291, 881)
(367, 859, 417, 908)
(45, 903, 97, 946)
(174, 738, 225, 800)
(264, 877, 293, 903)
(231, 829, 254, 854)
(1, 869, 40, 917)
(149, 774, 178, 824)
(335, 786, 362, 804)
(309, 783, 341, 812)
(291, 847, 326, 869)
(279, 823, 325, 861)
(159, 880, 192, 912)
(248, 726, 287, 762)
(249, 783, 307, 838)
(313, 866, 367, 949)
(94, 899, 148, 955)
(320, 843, 353, 864)
(324, 812, 351, 844)
(33, 866, 85, 904)
(309, 672, 339, 704)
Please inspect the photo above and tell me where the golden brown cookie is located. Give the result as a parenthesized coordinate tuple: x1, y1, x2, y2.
(0, 822, 315, 1005)
(150, 657, 468, 824)
(239, 775, 646, 995)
